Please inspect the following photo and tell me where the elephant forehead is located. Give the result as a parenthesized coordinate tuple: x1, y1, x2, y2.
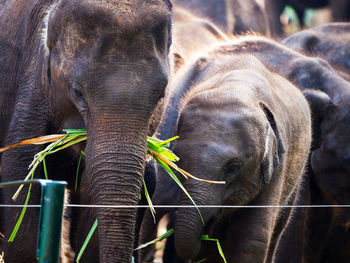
(178, 109, 263, 153)
(52, 0, 171, 37)
(86, 0, 171, 29)
(181, 101, 263, 131)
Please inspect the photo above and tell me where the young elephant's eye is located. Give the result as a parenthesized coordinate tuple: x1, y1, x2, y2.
(225, 160, 241, 175)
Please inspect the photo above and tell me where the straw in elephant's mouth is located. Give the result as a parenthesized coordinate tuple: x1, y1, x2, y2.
(0, 129, 225, 248)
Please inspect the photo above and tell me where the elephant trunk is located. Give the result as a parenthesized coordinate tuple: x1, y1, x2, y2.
(85, 119, 148, 263)
(175, 184, 213, 260)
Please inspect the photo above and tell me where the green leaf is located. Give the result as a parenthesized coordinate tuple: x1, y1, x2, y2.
(147, 136, 178, 148)
(147, 141, 179, 162)
(195, 259, 207, 263)
(75, 151, 84, 191)
(42, 157, 48, 180)
(200, 235, 227, 263)
(143, 178, 156, 223)
(76, 219, 98, 263)
(8, 183, 32, 242)
(134, 228, 174, 251)
(154, 156, 204, 225)
(63, 129, 87, 135)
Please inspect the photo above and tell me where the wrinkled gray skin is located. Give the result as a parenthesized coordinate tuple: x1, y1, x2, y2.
(283, 23, 350, 81)
(171, 6, 228, 63)
(0, 0, 171, 262)
(265, 0, 350, 37)
(173, 0, 269, 35)
(217, 36, 350, 262)
(137, 56, 192, 263)
(138, 12, 226, 263)
(171, 53, 311, 262)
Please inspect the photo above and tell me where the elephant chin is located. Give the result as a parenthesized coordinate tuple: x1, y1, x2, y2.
(175, 208, 204, 260)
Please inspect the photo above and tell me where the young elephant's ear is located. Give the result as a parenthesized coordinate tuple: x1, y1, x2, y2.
(260, 103, 286, 184)
(303, 89, 336, 149)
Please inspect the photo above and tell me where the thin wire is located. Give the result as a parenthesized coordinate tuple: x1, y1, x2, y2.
(0, 205, 41, 207)
(1, 204, 350, 208)
(65, 204, 350, 208)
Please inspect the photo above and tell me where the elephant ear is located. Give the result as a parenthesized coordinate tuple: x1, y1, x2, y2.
(303, 89, 336, 149)
(260, 103, 286, 184)
(284, 32, 319, 54)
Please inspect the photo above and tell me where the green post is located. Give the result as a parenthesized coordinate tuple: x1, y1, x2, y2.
(0, 180, 67, 263)
(36, 180, 67, 263)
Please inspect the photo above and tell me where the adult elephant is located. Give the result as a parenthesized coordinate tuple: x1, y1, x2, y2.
(0, 0, 172, 263)
(283, 23, 350, 81)
(265, 0, 350, 37)
(218, 36, 350, 262)
(173, 0, 269, 35)
(171, 53, 311, 262)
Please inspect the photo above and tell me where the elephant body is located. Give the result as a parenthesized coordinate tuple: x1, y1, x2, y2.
(0, 1, 172, 262)
(283, 23, 350, 81)
(265, 0, 350, 37)
(169, 49, 311, 262)
(216, 36, 350, 262)
(173, 0, 269, 35)
(171, 6, 227, 64)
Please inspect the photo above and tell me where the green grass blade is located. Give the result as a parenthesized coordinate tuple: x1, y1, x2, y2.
(195, 259, 207, 263)
(216, 239, 226, 263)
(147, 136, 178, 148)
(134, 228, 174, 251)
(200, 235, 227, 263)
(42, 157, 48, 180)
(8, 183, 32, 242)
(75, 151, 84, 191)
(49, 135, 87, 154)
(147, 142, 179, 162)
(76, 219, 98, 263)
(154, 156, 204, 225)
(143, 178, 156, 223)
(63, 129, 87, 135)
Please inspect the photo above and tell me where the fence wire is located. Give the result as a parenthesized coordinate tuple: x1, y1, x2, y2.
(0, 204, 350, 208)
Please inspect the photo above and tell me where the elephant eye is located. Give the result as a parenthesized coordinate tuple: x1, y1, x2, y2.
(225, 160, 241, 176)
(73, 89, 84, 100)
(71, 81, 85, 101)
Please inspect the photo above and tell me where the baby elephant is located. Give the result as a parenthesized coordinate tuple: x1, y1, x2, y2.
(172, 54, 312, 262)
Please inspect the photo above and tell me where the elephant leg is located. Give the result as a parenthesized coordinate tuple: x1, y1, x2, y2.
(138, 208, 168, 262)
(1, 149, 43, 263)
(60, 196, 75, 263)
(1, 110, 49, 262)
(223, 207, 278, 263)
(330, 0, 350, 21)
(294, 7, 305, 28)
(133, 160, 157, 263)
(69, 173, 99, 263)
(265, 0, 287, 37)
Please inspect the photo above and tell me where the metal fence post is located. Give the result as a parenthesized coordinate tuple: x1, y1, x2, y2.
(0, 180, 67, 263)
(36, 180, 67, 263)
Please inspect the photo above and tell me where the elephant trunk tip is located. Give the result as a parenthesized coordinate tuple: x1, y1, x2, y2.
(174, 220, 202, 260)
(175, 233, 202, 260)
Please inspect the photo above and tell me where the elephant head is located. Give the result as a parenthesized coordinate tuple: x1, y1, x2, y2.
(43, 1, 172, 262)
(172, 71, 286, 260)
